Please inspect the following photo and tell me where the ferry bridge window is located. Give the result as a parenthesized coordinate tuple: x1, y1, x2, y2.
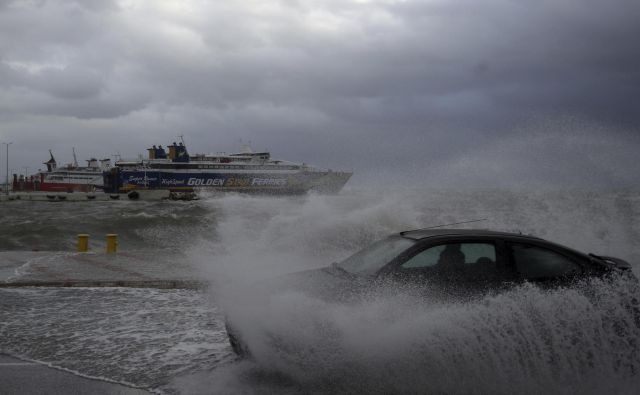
(509, 243, 582, 280)
(401, 243, 496, 269)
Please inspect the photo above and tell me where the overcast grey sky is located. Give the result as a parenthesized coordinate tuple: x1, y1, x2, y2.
(1, 0, 639, 188)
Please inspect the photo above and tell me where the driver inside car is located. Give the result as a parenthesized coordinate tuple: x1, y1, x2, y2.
(437, 244, 465, 269)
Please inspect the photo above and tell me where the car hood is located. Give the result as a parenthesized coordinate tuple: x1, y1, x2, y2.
(600, 255, 633, 271)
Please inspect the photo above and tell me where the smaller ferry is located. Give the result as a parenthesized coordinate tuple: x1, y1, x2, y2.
(13, 150, 109, 193)
(103, 142, 352, 195)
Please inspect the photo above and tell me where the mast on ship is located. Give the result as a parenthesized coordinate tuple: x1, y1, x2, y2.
(72, 147, 79, 168)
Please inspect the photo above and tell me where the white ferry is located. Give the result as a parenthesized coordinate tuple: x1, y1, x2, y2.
(13, 150, 109, 193)
(103, 142, 352, 195)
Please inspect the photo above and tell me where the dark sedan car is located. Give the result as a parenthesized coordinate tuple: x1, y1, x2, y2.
(226, 228, 635, 356)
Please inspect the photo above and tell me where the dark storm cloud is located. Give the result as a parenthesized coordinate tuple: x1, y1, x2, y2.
(0, 0, 639, 187)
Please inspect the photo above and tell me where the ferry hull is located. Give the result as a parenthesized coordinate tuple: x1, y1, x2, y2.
(104, 170, 351, 195)
(37, 182, 97, 193)
(12, 175, 100, 193)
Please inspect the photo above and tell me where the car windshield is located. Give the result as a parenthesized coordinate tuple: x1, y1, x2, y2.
(338, 236, 415, 276)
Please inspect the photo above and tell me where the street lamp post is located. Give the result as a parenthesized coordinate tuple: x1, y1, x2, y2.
(2, 142, 11, 196)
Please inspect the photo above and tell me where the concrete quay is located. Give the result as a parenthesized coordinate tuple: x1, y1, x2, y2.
(0, 250, 205, 289)
(0, 189, 175, 202)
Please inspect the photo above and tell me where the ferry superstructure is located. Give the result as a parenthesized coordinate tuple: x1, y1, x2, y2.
(103, 143, 352, 195)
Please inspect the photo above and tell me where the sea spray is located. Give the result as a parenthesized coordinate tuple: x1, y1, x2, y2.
(220, 275, 640, 394)
(193, 189, 640, 394)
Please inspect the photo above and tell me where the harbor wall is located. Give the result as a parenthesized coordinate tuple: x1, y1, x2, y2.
(0, 190, 172, 202)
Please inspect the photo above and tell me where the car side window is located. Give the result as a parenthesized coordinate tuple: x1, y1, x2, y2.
(401, 245, 444, 268)
(401, 243, 496, 269)
(509, 243, 582, 280)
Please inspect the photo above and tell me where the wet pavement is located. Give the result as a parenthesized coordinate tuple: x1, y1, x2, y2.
(0, 251, 226, 394)
(0, 354, 150, 395)
(0, 251, 202, 287)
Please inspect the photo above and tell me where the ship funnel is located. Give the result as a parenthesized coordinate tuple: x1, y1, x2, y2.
(157, 145, 167, 159)
(44, 150, 57, 172)
(148, 145, 168, 160)
(169, 141, 189, 162)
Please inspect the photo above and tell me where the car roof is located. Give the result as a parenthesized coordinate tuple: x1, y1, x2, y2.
(399, 228, 545, 241)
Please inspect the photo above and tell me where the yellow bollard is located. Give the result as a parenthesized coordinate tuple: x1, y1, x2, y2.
(77, 234, 89, 252)
(106, 234, 118, 253)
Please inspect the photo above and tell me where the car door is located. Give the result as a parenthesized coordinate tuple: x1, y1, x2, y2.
(505, 240, 585, 286)
(382, 237, 516, 297)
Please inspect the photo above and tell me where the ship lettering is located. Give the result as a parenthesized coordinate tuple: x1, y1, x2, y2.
(128, 176, 158, 183)
(226, 178, 250, 187)
(187, 178, 224, 186)
(251, 178, 287, 186)
(161, 178, 185, 186)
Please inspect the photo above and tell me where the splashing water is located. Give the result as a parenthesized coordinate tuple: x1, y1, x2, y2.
(1, 188, 640, 394)
(188, 188, 640, 394)
(207, 275, 640, 395)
